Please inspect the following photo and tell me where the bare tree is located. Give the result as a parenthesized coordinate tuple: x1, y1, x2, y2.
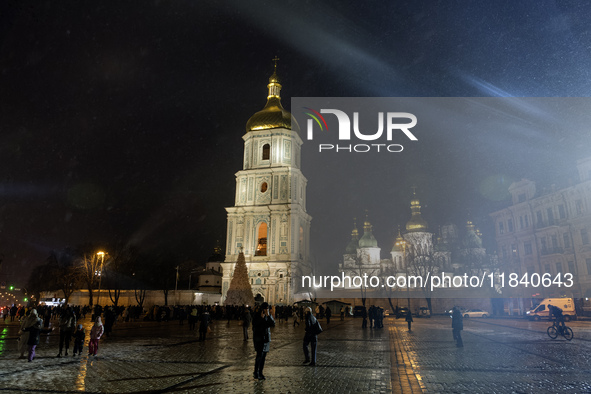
(292, 256, 318, 303)
(77, 245, 103, 306)
(405, 243, 447, 315)
(349, 250, 379, 308)
(379, 262, 403, 316)
(29, 249, 82, 305)
(104, 244, 140, 307)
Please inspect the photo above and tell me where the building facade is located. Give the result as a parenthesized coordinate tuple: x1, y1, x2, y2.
(220, 64, 311, 305)
(489, 157, 591, 300)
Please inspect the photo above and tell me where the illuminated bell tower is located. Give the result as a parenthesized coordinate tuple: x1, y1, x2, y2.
(221, 59, 311, 305)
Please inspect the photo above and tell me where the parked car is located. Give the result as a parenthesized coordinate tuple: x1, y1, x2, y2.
(463, 309, 489, 318)
(416, 307, 431, 317)
(396, 307, 410, 319)
(353, 306, 365, 317)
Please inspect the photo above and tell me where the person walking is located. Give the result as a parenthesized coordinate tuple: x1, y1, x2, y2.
(23, 311, 53, 362)
(252, 302, 275, 380)
(89, 316, 104, 356)
(340, 306, 345, 321)
(189, 307, 197, 331)
(19, 309, 40, 358)
(303, 307, 321, 366)
(57, 308, 76, 357)
(452, 306, 463, 347)
(242, 307, 252, 341)
(325, 307, 331, 324)
(292, 309, 300, 327)
(198, 310, 211, 341)
(405, 310, 413, 331)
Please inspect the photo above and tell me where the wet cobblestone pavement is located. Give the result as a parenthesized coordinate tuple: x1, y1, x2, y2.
(0, 317, 391, 393)
(394, 316, 591, 393)
(2, 315, 591, 393)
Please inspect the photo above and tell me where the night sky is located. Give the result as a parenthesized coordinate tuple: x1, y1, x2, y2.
(2, 1, 591, 285)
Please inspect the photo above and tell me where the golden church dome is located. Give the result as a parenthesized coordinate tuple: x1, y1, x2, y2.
(405, 191, 428, 232)
(245, 57, 297, 132)
(246, 97, 293, 132)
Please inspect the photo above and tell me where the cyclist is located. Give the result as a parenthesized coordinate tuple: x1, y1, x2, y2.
(548, 304, 565, 332)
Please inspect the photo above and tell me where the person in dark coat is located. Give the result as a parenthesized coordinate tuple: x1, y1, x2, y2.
(242, 307, 252, 341)
(452, 306, 463, 347)
(405, 310, 414, 331)
(325, 307, 332, 324)
(23, 314, 53, 361)
(57, 308, 76, 357)
(303, 307, 320, 366)
(72, 324, 85, 356)
(104, 307, 116, 338)
(198, 310, 211, 341)
(361, 306, 368, 328)
(252, 302, 275, 380)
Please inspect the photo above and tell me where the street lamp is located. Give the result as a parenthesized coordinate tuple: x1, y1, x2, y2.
(96, 251, 106, 307)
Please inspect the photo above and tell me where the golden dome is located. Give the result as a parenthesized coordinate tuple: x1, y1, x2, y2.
(406, 190, 428, 232)
(406, 216, 428, 232)
(246, 58, 298, 132)
(246, 97, 293, 132)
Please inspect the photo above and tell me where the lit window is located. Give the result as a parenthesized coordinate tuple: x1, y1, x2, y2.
(255, 223, 268, 256)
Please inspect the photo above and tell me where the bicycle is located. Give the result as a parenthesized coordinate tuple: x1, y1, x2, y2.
(547, 321, 573, 341)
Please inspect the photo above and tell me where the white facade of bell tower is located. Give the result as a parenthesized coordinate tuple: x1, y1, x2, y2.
(221, 63, 311, 305)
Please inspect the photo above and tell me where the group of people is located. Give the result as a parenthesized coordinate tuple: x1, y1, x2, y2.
(15, 306, 105, 361)
(251, 303, 322, 380)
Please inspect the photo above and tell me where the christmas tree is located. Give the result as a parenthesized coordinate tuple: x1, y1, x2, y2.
(224, 251, 255, 306)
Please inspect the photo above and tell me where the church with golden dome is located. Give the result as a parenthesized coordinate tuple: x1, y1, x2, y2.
(220, 59, 311, 305)
(339, 188, 490, 289)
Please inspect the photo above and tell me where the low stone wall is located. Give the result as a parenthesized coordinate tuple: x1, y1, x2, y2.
(40, 289, 222, 309)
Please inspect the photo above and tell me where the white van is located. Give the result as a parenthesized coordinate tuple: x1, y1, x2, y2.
(526, 298, 576, 321)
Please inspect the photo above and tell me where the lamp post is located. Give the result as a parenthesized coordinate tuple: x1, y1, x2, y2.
(96, 251, 106, 307)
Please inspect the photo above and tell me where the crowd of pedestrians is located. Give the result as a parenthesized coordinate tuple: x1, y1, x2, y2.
(3, 300, 399, 376)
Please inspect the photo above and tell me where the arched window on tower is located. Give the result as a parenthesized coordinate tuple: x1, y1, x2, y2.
(262, 144, 270, 161)
(256, 222, 268, 256)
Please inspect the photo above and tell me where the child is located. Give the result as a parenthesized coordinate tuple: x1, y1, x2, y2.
(89, 317, 104, 356)
(72, 324, 85, 356)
